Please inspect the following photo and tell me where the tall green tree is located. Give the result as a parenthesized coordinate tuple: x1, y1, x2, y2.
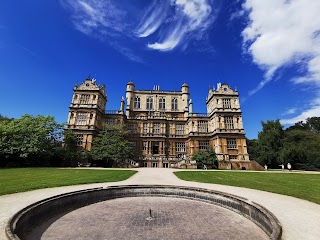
(246, 138, 258, 161)
(282, 126, 320, 170)
(288, 117, 320, 133)
(90, 125, 134, 167)
(192, 148, 217, 169)
(256, 120, 284, 167)
(0, 114, 12, 122)
(59, 130, 82, 166)
(0, 114, 63, 166)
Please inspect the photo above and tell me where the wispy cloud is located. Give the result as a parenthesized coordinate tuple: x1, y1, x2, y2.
(281, 108, 297, 116)
(240, 0, 320, 124)
(61, 0, 128, 36)
(17, 44, 39, 58)
(61, 0, 218, 58)
(60, 0, 142, 62)
(136, 1, 170, 38)
(281, 97, 320, 125)
(137, 0, 218, 51)
(109, 41, 144, 64)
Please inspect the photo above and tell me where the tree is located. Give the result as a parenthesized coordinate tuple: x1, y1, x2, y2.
(246, 138, 258, 161)
(58, 130, 82, 167)
(192, 148, 217, 169)
(90, 125, 134, 167)
(288, 117, 320, 133)
(306, 117, 320, 132)
(282, 127, 320, 170)
(0, 114, 12, 122)
(0, 114, 64, 166)
(256, 120, 284, 167)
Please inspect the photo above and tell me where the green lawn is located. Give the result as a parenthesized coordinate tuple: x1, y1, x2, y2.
(0, 168, 137, 196)
(174, 171, 320, 205)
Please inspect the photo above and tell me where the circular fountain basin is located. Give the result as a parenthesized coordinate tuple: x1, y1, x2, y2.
(6, 185, 282, 240)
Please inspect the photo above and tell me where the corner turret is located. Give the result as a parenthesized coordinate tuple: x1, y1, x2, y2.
(126, 81, 135, 117)
(182, 83, 190, 117)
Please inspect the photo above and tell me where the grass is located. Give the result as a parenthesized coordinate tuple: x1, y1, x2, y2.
(0, 168, 137, 196)
(174, 171, 320, 205)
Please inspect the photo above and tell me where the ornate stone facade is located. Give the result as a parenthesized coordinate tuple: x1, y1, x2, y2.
(66, 76, 255, 169)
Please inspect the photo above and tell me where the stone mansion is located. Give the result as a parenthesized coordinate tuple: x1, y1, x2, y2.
(66, 76, 257, 169)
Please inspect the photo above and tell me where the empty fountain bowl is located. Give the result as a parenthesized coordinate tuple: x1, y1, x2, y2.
(6, 185, 282, 240)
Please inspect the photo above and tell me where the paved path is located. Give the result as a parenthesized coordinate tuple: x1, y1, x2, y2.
(1, 168, 320, 240)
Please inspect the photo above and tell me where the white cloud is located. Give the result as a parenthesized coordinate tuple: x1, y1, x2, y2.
(60, 0, 143, 61)
(61, 0, 218, 59)
(281, 108, 297, 116)
(136, 0, 217, 51)
(136, 1, 169, 38)
(281, 99, 320, 125)
(242, 0, 320, 84)
(61, 0, 128, 35)
(241, 0, 320, 123)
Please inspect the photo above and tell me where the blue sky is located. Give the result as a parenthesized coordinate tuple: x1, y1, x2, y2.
(1, 0, 320, 139)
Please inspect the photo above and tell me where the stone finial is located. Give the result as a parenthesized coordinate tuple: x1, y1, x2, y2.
(189, 99, 193, 113)
(120, 96, 125, 112)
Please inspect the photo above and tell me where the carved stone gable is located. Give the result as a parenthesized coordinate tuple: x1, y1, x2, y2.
(77, 79, 100, 91)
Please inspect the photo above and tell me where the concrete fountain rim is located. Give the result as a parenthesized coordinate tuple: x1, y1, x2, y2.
(6, 185, 282, 240)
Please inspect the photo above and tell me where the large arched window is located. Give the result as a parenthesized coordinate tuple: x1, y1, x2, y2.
(146, 97, 153, 110)
(159, 97, 166, 110)
(134, 96, 140, 109)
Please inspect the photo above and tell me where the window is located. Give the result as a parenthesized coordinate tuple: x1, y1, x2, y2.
(227, 138, 237, 149)
(171, 97, 178, 110)
(146, 97, 153, 110)
(80, 94, 90, 104)
(134, 96, 140, 109)
(143, 141, 147, 151)
(76, 112, 88, 125)
(199, 140, 209, 150)
(153, 123, 160, 134)
(159, 97, 166, 110)
(176, 124, 185, 135)
(176, 142, 186, 152)
(105, 118, 115, 125)
(129, 142, 137, 150)
(76, 135, 83, 146)
(225, 117, 234, 129)
(229, 155, 238, 160)
(143, 123, 148, 134)
(198, 121, 208, 132)
(128, 123, 137, 133)
(222, 98, 231, 109)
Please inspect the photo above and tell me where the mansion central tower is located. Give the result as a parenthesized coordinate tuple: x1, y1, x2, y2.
(66, 76, 255, 169)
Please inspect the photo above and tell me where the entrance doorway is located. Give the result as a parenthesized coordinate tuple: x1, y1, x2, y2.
(163, 162, 169, 168)
(152, 142, 159, 154)
(152, 162, 158, 168)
